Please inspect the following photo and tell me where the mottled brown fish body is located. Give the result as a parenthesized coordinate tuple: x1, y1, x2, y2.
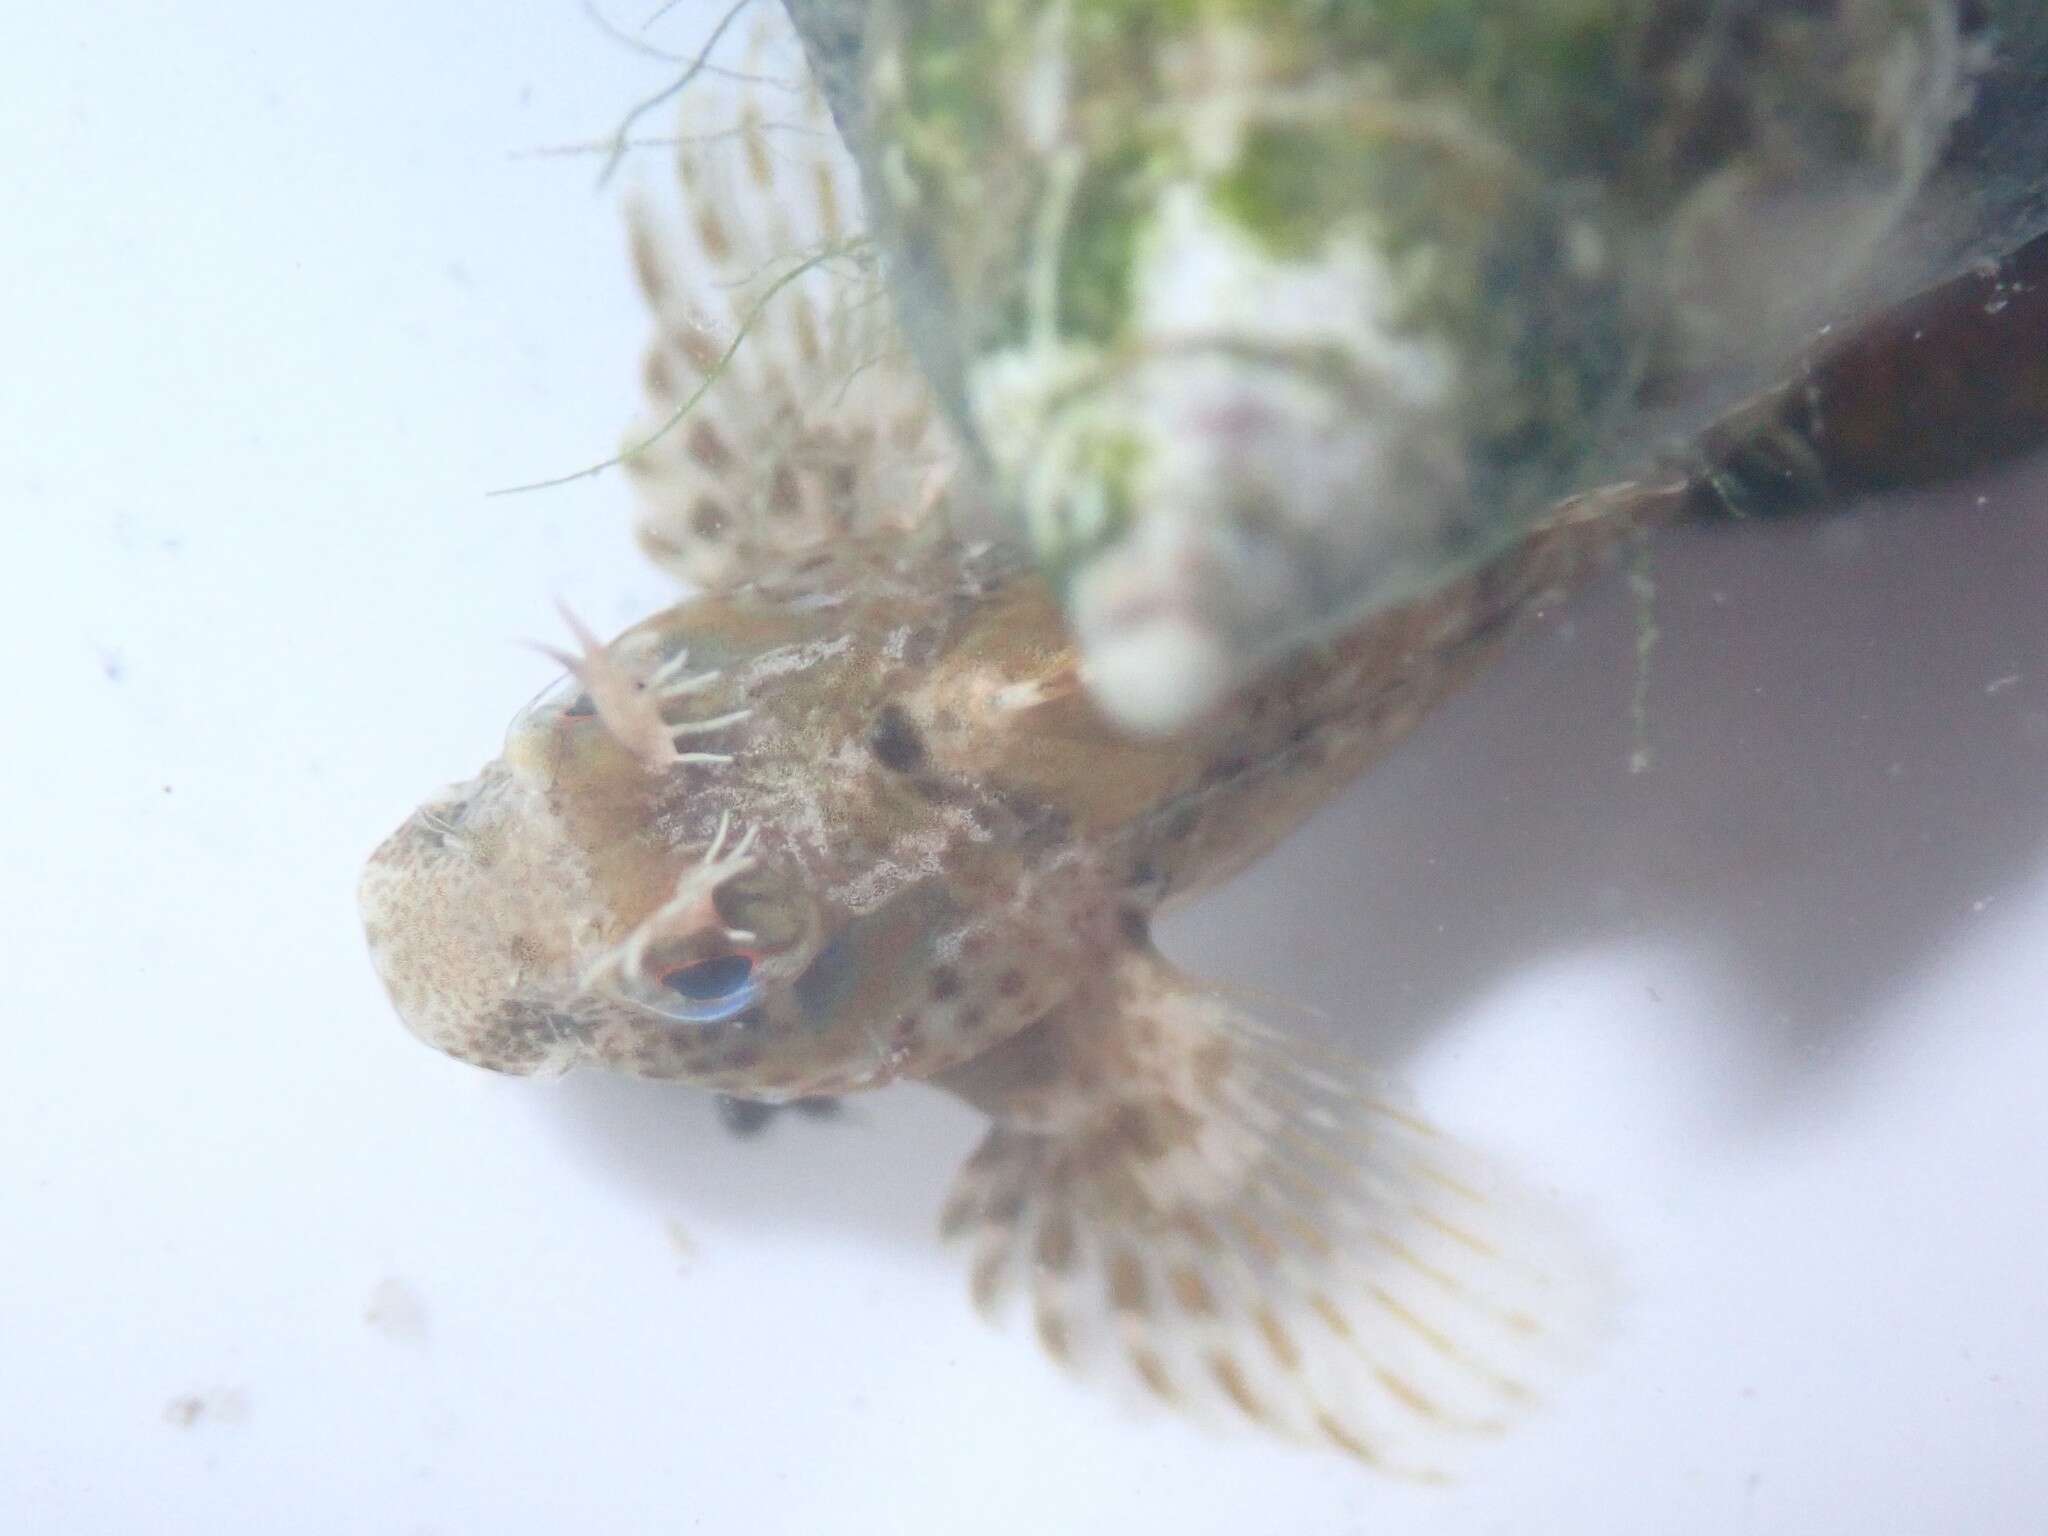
(1703, 227, 2048, 506)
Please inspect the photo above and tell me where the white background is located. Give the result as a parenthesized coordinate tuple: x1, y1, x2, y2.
(4, 4, 2045, 1532)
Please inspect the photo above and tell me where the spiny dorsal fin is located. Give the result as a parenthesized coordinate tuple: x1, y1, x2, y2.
(620, 8, 955, 591)
(935, 947, 1604, 1474)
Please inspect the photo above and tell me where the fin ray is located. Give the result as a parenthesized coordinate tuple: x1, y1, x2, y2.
(935, 948, 1603, 1474)
(619, 9, 957, 592)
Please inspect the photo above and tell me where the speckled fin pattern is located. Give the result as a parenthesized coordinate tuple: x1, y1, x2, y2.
(936, 947, 1601, 1475)
(621, 13, 954, 590)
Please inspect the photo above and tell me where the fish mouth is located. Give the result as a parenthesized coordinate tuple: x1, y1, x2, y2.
(357, 762, 602, 1078)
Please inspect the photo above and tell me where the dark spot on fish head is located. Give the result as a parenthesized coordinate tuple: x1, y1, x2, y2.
(1004, 792, 1072, 851)
(868, 703, 927, 772)
(908, 773, 962, 805)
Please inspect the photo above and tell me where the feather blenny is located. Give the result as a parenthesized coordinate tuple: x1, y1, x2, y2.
(362, 7, 2030, 1470)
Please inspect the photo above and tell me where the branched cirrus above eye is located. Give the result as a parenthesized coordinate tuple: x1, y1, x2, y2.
(651, 952, 759, 1024)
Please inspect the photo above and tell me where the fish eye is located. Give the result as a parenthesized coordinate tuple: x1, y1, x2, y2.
(651, 952, 759, 1024)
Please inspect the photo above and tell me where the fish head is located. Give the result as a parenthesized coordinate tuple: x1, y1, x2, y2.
(360, 551, 1107, 1099)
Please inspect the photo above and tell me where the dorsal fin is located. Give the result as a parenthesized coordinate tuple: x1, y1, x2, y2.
(619, 9, 957, 590)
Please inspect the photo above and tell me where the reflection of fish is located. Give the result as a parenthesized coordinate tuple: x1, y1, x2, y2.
(356, 15, 1948, 1469)
(858, 0, 2011, 732)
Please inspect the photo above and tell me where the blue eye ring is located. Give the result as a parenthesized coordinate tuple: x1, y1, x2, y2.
(653, 952, 760, 1024)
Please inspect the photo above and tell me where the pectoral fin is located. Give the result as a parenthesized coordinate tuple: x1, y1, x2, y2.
(934, 947, 1603, 1475)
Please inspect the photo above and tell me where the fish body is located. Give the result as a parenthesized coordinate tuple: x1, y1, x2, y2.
(853, 0, 2009, 731)
(360, 0, 2048, 1468)
(361, 497, 1636, 1472)
(358, 12, 1688, 1468)
(362, 479, 1654, 1092)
